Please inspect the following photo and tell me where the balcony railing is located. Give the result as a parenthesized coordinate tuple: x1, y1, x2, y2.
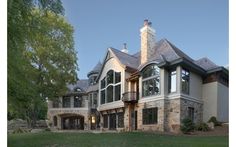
(122, 91, 138, 103)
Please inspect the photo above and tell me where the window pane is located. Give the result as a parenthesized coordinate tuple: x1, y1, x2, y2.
(115, 72, 121, 83)
(107, 70, 114, 85)
(117, 112, 124, 128)
(181, 69, 190, 94)
(107, 85, 114, 103)
(142, 64, 159, 79)
(93, 93, 97, 106)
(142, 77, 160, 97)
(188, 107, 194, 122)
(100, 90, 105, 104)
(103, 114, 108, 128)
(142, 107, 158, 124)
(62, 97, 70, 108)
(101, 78, 105, 89)
(115, 84, 121, 101)
(169, 70, 177, 93)
(74, 96, 82, 107)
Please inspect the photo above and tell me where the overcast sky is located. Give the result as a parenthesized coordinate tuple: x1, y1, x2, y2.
(61, 0, 228, 79)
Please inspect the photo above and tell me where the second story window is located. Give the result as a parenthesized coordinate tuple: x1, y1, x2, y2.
(142, 64, 160, 97)
(100, 70, 121, 104)
(74, 96, 82, 107)
(168, 70, 177, 93)
(62, 96, 70, 108)
(182, 69, 190, 94)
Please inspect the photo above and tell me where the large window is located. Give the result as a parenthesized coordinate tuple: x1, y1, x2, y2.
(182, 69, 190, 94)
(62, 96, 70, 108)
(142, 64, 160, 97)
(143, 107, 158, 124)
(100, 70, 121, 104)
(169, 70, 177, 93)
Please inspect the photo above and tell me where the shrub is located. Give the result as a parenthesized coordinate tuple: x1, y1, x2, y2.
(208, 116, 222, 126)
(12, 128, 29, 134)
(180, 118, 195, 134)
(195, 123, 209, 131)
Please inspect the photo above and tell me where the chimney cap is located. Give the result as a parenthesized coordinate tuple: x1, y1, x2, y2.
(144, 19, 152, 26)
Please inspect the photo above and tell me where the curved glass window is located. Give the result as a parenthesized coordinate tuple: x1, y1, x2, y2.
(142, 64, 160, 97)
(142, 64, 159, 79)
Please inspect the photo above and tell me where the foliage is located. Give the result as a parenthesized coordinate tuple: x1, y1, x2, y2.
(208, 116, 222, 126)
(8, 0, 78, 126)
(12, 128, 30, 134)
(195, 123, 210, 132)
(8, 132, 228, 147)
(180, 118, 195, 134)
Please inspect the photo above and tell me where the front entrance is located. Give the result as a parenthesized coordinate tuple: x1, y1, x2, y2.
(61, 114, 84, 130)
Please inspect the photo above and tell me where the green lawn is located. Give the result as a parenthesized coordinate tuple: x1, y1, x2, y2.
(8, 132, 228, 147)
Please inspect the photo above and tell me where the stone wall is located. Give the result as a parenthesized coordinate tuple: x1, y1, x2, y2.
(47, 108, 90, 130)
(164, 99, 181, 133)
(180, 99, 203, 124)
(136, 100, 165, 132)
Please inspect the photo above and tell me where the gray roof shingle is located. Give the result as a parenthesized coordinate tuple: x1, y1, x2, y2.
(67, 79, 89, 92)
(110, 48, 140, 69)
(194, 57, 219, 70)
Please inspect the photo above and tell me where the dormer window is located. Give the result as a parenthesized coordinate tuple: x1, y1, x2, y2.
(75, 87, 82, 92)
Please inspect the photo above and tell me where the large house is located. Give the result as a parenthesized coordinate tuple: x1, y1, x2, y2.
(47, 20, 228, 133)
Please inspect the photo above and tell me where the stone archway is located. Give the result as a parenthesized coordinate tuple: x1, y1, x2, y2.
(59, 113, 84, 130)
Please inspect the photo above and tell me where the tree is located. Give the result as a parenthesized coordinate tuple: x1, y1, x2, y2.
(8, 0, 78, 127)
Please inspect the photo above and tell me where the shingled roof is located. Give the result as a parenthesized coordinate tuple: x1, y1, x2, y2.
(108, 39, 220, 73)
(87, 61, 102, 77)
(110, 48, 140, 69)
(194, 57, 219, 70)
(67, 79, 89, 92)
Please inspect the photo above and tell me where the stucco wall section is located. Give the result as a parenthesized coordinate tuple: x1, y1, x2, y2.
(202, 82, 218, 122)
(189, 72, 202, 99)
(217, 82, 229, 122)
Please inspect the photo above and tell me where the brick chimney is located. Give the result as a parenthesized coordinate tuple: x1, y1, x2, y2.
(140, 19, 156, 64)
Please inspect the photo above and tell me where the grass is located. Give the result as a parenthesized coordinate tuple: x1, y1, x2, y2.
(8, 132, 228, 147)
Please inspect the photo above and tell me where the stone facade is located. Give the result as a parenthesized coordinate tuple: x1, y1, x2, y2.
(140, 20, 156, 64)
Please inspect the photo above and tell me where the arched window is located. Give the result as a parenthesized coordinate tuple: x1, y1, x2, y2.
(100, 70, 121, 104)
(142, 64, 160, 97)
(53, 116, 57, 127)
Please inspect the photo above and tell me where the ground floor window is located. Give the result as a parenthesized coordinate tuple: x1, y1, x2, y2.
(142, 107, 158, 124)
(53, 116, 57, 127)
(117, 112, 124, 128)
(103, 114, 108, 128)
(188, 107, 194, 122)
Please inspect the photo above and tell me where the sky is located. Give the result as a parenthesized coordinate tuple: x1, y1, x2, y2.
(61, 0, 228, 79)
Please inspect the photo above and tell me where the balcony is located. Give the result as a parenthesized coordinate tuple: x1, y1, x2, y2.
(122, 91, 138, 103)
